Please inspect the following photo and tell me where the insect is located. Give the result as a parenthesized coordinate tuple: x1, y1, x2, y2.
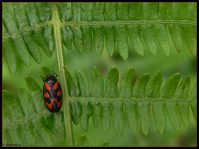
(42, 72, 62, 113)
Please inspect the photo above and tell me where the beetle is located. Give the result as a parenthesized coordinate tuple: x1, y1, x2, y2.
(42, 72, 62, 113)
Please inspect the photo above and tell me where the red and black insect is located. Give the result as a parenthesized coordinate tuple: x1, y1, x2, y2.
(42, 73, 62, 113)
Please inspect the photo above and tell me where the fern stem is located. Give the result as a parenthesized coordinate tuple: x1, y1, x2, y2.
(70, 97, 196, 103)
(3, 21, 52, 40)
(52, 4, 74, 146)
(61, 20, 196, 26)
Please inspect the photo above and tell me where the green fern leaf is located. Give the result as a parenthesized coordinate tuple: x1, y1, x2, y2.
(105, 68, 119, 98)
(104, 26, 115, 56)
(76, 70, 90, 97)
(68, 67, 196, 135)
(101, 102, 111, 133)
(133, 74, 150, 98)
(161, 73, 180, 98)
(92, 67, 104, 97)
(151, 102, 166, 134)
(146, 72, 163, 98)
(3, 3, 53, 74)
(3, 39, 17, 73)
(3, 2, 196, 73)
(125, 102, 138, 132)
(70, 101, 82, 125)
(80, 102, 92, 131)
(138, 102, 151, 136)
(25, 77, 41, 91)
(3, 89, 66, 146)
(64, 67, 79, 97)
(2, 2, 196, 146)
(92, 26, 104, 55)
(3, 67, 196, 145)
(120, 68, 135, 98)
(112, 102, 125, 135)
(91, 103, 101, 128)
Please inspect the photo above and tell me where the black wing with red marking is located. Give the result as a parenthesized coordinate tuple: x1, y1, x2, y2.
(43, 79, 62, 113)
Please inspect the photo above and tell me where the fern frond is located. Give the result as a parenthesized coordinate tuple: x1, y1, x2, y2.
(3, 3, 54, 73)
(3, 3, 196, 73)
(60, 2, 196, 58)
(2, 87, 66, 146)
(3, 67, 196, 145)
(65, 67, 196, 135)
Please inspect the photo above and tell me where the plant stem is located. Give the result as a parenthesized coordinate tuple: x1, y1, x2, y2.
(52, 4, 74, 146)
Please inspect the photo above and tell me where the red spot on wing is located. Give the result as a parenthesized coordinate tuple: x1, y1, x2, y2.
(53, 81, 59, 90)
(45, 98, 55, 109)
(44, 92, 50, 98)
(57, 90, 62, 96)
(45, 82, 51, 91)
(56, 100, 62, 108)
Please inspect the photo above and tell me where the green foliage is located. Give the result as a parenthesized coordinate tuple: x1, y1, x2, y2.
(3, 67, 196, 145)
(3, 3, 196, 73)
(2, 2, 196, 147)
(3, 3, 54, 74)
(66, 67, 196, 135)
(2, 89, 66, 146)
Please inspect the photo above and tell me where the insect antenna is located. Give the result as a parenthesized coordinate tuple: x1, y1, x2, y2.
(52, 71, 58, 77)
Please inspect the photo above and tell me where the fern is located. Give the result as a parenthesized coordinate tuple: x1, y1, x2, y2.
(66, 67, 196, 135)
(3, 67, 196, 145)
(2, 89, 67, 146)
(2, 2, 196, 146)
(3, 3, 54, 74)
(3, 2, 196, 73)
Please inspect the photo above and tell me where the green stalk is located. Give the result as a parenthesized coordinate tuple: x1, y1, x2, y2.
(52, 4, 74, 146)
